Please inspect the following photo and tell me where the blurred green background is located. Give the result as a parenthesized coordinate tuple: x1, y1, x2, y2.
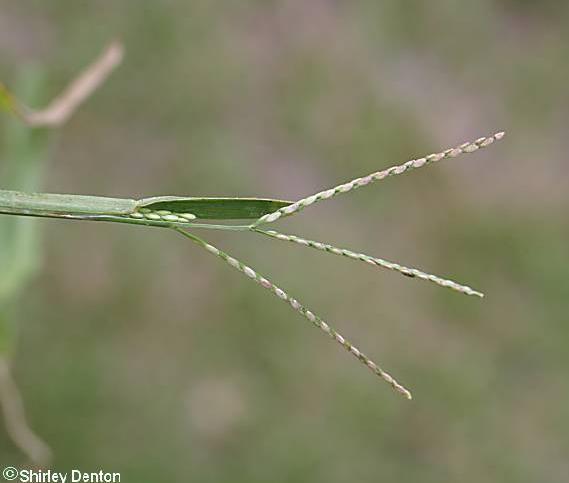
(1, 1, 568, 481)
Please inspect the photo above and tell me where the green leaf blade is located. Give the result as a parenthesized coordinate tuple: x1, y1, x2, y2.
(137, 197, 293, 220)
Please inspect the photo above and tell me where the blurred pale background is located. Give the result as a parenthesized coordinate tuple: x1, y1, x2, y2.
(1, 1, 568, 482)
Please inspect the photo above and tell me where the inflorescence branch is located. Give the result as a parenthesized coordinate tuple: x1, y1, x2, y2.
(253, 132, 504, 227)
(173, 227, 413, 399)
(253, 228, 483, 297)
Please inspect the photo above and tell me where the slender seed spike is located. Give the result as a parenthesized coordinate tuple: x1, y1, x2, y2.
(173, 227, 412, 399)
(254, 229, 483, 297)
(252, 131, 505, 227)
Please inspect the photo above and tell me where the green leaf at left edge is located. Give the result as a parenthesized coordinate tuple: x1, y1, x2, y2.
(0, 83, 21, 119)
(137, 196, 293, 220)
